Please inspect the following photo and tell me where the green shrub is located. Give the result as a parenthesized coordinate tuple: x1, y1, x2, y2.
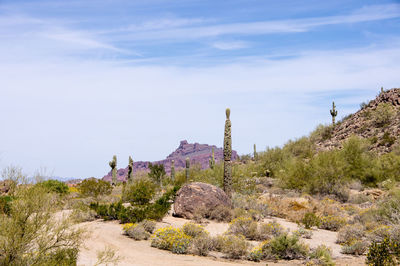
(301, 212, 321, 229)
(261, 233, 309, 260)
(77, 178, 112, 200)
(228, 217, 258, 240)
(123, 178, 156, 205)
(36, 179, 69, 195)
(310, 245, 335, 266)
(372, 103, 395, 127)
(0, 195, 12, 215)
(366, 238, 397, 266)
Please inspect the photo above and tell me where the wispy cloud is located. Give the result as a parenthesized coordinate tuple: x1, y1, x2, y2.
(212, 41, 249, 50)
(109, 4, 400, 42)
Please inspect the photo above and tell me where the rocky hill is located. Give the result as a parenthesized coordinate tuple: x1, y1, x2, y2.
(316, 88, 400, 153)
(102, 140, 238, 182)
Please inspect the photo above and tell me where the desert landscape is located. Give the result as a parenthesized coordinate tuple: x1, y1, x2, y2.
(1, 1, 400, 265)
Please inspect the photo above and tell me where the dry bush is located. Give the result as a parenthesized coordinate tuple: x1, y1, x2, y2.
(336, 224, 365, 245)
(309, 245, 334, 266)
(126, 224, 150, 240)
(182, 222, 206, 238)
(219, 234, 250, 259)
(258, 220, 285, 240)
(293, 226, 313, 239)
(228, 217, 258, 240)
(140, 219, 156, 234)
(190, 234, 213, 256)
(318, 215, 347, 231)
(341, 240, 368, 255)
(208, 205, 233, 222)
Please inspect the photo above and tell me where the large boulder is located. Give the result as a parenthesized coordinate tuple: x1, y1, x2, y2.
(173, 182, 231, 219)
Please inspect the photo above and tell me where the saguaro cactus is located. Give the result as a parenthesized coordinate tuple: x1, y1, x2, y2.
(171, 160, 175, 182)
(127, 156, 133, 183)
(185, 157, 190, 182)
(209, 147, 215, 169)
(330, 101, 338, 126)
(223, 108, 232, 199)
(253, 144, 258, 161)
(109, 155, 117, 186)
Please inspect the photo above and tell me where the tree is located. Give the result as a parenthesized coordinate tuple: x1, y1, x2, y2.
(148, 163, 165, 185)
(0, 184, 84, 265)
(77, 178, 112, 201)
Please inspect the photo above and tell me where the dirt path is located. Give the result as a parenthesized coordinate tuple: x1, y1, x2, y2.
(77, 216, 365, 266)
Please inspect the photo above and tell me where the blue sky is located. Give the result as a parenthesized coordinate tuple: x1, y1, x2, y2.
(1, 0, 399, 179)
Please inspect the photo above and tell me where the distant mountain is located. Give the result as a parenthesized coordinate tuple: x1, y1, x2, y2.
(102, 140, 238, 182)
(316, 88, 400, 154)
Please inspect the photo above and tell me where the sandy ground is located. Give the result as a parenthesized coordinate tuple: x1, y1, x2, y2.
(77, 214, 366, 266)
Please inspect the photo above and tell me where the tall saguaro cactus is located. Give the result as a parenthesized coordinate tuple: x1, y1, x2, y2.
(209, 147, 215, 169)
(109, 155, 117, 186)
(223, 108, 232, 199)
(253, 144, 258, 161)
(127, 156, 133, 183)
(330, 101, 338, 126)
(185, 157, 190, 182)
(171, 160, 175, 182)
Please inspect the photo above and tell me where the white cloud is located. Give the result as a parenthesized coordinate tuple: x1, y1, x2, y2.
(212, 41, 249, 50)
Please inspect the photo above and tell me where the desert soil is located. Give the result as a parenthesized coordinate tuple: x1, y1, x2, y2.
(77, 213, 366, 266)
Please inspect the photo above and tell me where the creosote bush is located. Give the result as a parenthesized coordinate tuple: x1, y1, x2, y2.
(36, 179, 69, 195)
(77, 178, 112, 201)
(261, 233, 309, 260)
(301, 212, 320, 229)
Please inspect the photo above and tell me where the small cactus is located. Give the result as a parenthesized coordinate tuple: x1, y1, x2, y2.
(127, 156, 133, 183)
(171, 160, 175, 182)
(223, 108, 232, 199)
(330, 101, 338, 126)
(209, 147, 215, 169)
(253, 144, 258, 160)
(381, 87, 384, 94)
(185, 157, 190, 182)
(109, 155, 117, 186)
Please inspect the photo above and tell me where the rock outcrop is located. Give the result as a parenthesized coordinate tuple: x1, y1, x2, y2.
(173, 182, 231, 219)
(0, 180, 12, 195)
(102, 140, 239, 182)
(316, 88, 400, 154)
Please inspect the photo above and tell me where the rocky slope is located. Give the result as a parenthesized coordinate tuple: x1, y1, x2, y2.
(102, 140, 238, 182)
(316, 88, 400, 153)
